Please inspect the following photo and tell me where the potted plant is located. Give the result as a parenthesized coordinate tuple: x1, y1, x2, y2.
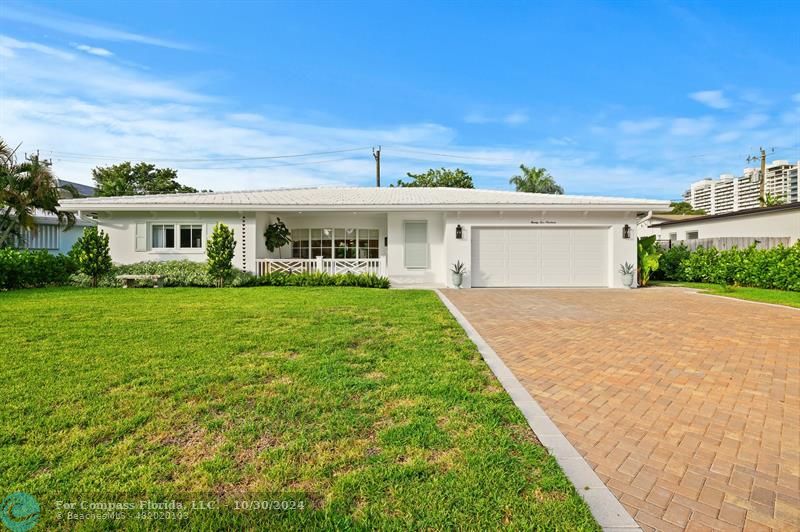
(618, 261, 635, 288)
(451, 260, 466, 288)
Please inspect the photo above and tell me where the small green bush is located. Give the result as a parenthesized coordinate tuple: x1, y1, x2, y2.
(0, 248, 77, 289)
(659, 242, 800, 291)
(70, 227, 113, 287)
(655, 243, 690, 281)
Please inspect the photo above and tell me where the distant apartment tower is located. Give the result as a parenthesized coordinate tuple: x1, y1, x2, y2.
(683, 160, 799, 214)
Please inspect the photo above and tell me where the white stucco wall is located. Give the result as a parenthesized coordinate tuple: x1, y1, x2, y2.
(386, 211, 446, 285)
(442, 210, 639, 288)
(655, 209, 800, 244)
(94, 211, 257, 272)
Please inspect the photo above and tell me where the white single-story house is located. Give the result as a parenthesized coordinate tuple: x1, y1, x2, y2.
(59, 187, 669, 288)
(640, 203, 800, 246)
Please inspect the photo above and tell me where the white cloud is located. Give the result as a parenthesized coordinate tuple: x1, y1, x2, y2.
(504, 111, 529, 125)
(689, 90, 731, 109)
(73, 43, 113, 57)
(619, 118, 662, 134)
(0, 6, 192, 50)
(670, 117, 715, 136)
(0, 35, 75, 60)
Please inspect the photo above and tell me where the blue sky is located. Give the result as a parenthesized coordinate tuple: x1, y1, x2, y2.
(1, 0, 798, 199)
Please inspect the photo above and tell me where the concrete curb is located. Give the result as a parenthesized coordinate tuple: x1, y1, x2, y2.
(435, 289, 641, 531)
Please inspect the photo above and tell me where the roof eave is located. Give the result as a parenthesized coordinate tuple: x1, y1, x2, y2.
(59, 202, 670, 213)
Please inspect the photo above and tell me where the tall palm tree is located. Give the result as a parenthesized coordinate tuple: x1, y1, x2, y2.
(0, 138, 76, 248)
(509, 164, 564, 194)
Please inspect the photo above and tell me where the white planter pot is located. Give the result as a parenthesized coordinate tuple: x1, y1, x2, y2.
(622, 273, 634, 288)
(451, 272, 463, 288)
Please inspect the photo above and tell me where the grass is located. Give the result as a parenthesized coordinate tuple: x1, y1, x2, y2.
(651, 281, 800, 308)
(0, 287, 598, 530)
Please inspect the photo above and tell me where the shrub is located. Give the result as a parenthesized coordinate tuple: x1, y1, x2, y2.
(0, 248, 77, 289)
(70, 227, 112, 287)
(232, 271, 391, 289)
(206, 223, 236, 287)
(655, 243, 690, 281)
(660, 242, 800, 291)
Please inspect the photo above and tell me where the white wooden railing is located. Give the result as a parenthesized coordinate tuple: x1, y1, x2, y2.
(256, 257, 387, 277)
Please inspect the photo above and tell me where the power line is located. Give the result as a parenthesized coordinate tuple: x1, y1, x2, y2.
(45, 146, 371, 163)
(384, 146, 517, 162)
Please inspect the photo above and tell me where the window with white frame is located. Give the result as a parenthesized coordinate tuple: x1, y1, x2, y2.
(686, 230, 699, 240)
(151, 223, 203, 249)
(669, 232, 677, 241)
(152, 224, 175, 248)
(403, 221, 428, 269)
(291, 228, 379, 259)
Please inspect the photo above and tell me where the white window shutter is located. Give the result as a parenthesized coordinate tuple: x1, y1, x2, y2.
(135, 223, 147, 251)
(404, 221, 428, 269)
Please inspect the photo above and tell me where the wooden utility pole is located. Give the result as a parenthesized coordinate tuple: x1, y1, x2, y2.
(747, 147, 772, 205)
(373, 146, 381, 187)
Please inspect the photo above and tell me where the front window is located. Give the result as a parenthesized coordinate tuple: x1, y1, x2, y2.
(180, 224, 203, 248)
(293, 228, 379, 259)
(403, 221, 428, 269)
(669, 233, 677, 241)
(152, 224, 175, 248)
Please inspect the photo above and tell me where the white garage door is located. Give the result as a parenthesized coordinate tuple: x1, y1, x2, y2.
(471, 227, 608, 287)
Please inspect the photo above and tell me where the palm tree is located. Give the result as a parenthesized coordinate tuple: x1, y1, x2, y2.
(509, 164, 564, 194)
(0, 138, 76, 248)
(760, 193, 784, 207)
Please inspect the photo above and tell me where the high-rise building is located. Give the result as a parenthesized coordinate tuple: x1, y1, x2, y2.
(683, 160, 799, 214)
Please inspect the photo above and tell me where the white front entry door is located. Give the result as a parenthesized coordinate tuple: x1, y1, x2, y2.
(471, 227, 608, 287)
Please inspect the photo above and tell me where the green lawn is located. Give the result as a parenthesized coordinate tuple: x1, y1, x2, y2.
(651, 281, 800, 308)
(0, 287, 597, 530)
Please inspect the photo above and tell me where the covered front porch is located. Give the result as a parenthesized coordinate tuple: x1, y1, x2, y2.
(254, 211, 389, 277)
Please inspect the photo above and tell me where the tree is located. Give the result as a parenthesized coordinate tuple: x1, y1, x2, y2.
(668, 201, 705, 215)
(263, 217, 292, 258)
(760, 193, 785, 207)
(509, 165, 564, 194)
(71, 227, 112, 288)
(206, 223, 236, 287)
(393, 168, 474, 188)
(0, 138, 76, 248)
(92, 162, 198, 196)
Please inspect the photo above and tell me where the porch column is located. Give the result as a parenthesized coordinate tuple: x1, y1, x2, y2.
(378, 256, 387, 277)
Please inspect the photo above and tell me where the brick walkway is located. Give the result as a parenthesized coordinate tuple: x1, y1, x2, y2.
(442, 288, 800, 532)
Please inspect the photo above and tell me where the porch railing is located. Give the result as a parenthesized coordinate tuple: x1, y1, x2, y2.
(255, 256, 387, 277)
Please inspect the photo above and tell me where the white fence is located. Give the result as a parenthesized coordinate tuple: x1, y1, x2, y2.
(255, 257, 387, 277)
(658, 237, 791, 251)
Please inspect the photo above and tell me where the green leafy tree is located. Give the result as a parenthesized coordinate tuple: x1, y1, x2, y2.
(760, 193, 785, 207)
(393, 168, 474, 188)
(206, 223, 236, 287)
(667, 201, 705, 215)
(92, 162, 198, 196)
(637, 235, 661, 287)
(509, 164, 564, 194)
(0, 138, 76, 248)
(263, 217, 292, 258)
(71, 227, 112, 288)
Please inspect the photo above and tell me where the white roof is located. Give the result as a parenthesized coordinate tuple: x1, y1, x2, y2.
(60, 186, 669, 212)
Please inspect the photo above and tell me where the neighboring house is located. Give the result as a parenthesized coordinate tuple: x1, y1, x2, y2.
(17, 210, 95, 254)
(637, 213, 702, 238)
(644, 203, 800, 247)
(59, 187, 668, 288)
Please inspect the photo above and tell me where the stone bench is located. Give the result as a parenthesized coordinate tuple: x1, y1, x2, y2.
(116, 274, 163, 288)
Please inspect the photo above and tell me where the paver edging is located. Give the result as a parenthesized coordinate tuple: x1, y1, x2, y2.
(435, 289, 641, 531)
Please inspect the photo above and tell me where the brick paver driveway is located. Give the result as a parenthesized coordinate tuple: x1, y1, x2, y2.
(442, 287, 799, 532)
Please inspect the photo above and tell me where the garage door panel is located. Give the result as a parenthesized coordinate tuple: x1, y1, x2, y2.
(507, 228, 541, 286)
(571, 228, 608, 286)
(471, 226, 608, 288)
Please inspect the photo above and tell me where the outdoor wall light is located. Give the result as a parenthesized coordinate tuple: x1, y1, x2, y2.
(384, 236, 388, 247)
(455, 224, 463, 239)
(622, 224, 631, 239)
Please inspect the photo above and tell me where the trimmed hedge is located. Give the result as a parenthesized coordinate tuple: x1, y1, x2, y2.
(70, 260, 391, 289)
(0, 249, 77, 289)
(657, 242, 800, 291)
(232, 271, 391, 289)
